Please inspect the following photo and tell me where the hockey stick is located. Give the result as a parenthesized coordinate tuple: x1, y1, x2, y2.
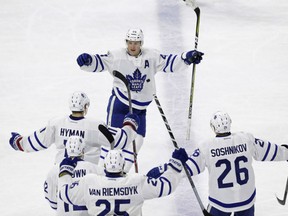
(276, 177, 288, 205)
(98, 124, 115, 149)
(153, 94, 211, 216)
(186, 7, 200, 141)
(113, 70, 139, 173)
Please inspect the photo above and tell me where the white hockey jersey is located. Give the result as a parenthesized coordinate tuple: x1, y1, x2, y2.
(186, 132, 288, 212)
(19, 115, 137, 164)
(80, 48, 189, 110)
(45, 160, 104, 216)
(59, 166, 183, 216)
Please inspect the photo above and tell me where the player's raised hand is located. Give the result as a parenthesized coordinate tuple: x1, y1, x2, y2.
(146, 164, 168, 179)
(168, 148, 189, 172)
(182, 50, 204, 65)
(9, 132, 23, 151)
(123, 113, 140, 131)
(77, 53, 92, 67)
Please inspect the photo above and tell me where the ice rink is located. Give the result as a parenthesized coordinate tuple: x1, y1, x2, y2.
(1, 0, 288, 215)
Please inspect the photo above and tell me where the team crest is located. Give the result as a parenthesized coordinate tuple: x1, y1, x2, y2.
(126, 69, 147, 92)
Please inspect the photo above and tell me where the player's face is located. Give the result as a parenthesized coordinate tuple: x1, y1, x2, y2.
(126, 41, 141, 57)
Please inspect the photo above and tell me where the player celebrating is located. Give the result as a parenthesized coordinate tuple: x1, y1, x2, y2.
(9, 91, 139, 211)
(9, 91, 138, 164)
(58, 147, 188, 216)
(50, 135, 103, 216)
(76, 28, 204, 171)
(185, 111, 288, 216)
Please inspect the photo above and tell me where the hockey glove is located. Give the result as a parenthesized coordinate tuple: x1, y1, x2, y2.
(123, 113, 140, 131)
(182, 50, 204, 65)
(9, 132, 24, 151)
(146, 164, 168, 178)
(59, 157, 80, 177)
(77, 53, 92, 67)
(168, 148, 189, 172)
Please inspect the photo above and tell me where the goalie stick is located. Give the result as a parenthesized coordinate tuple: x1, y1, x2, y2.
(153, 94, 211, 216)
(113, 70, 139, 173)
(276, 177, 288, 205)
(186, 6, 201, 141)
(98, 124, 115, 149)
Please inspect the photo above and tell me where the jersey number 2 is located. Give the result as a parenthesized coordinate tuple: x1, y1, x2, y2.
(96, 199, 130, 216)
(216, 156, 249, 188)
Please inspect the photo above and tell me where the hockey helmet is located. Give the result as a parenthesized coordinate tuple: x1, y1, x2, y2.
(66, 135, 85, 157)
(125, 28, 144, 45)
(104, 149, 125, 173)
(210, 111, 232, 134)
(69, 91, 90, 112)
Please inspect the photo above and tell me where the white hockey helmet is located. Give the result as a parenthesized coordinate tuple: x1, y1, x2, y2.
(66, 135, 85, 157)
(210, 111, 232, 134)
(125, 28, 144, 45)
(104, 149, 125, 173)
(69, 91, 90, 112)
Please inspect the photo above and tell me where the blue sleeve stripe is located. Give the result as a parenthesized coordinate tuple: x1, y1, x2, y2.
(96, 54, 105, 72)
(170, 55, 177, 72)
(108, 127, 117, 135)
(125, 158, 134, 163)
(120, 130, 128, 149)
(163, 54, 172, 72)
(45, 196, 57, 205)
(34, 131, 47, 149)
(159, 176, 172, 197)
(28, 136, 38, 151)
(185, 163, 193, 176)
(100, 155, 105, 159)
(262, 142, 271, 161)
(188, 158, 200, 174)
(40, 127, 46, 133)
(101, 147, 109, 152)
(123, 149, 133, 155)
(271, 144, 278, 161)
(114, 130, 126, 148)
(65, 184, 75, 205)
(93, 55, 98, 72)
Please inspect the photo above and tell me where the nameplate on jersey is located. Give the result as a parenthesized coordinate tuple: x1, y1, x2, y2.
(89, 186, 138, 196)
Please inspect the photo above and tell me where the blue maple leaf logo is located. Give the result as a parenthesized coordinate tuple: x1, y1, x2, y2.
(126, 69, 147, 92)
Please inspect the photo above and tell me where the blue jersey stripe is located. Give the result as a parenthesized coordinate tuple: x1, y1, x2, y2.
(185, 163, 193, 176)
(65, 184, 74, 205)
(96, 54, 105, 72)
(93, 55, 98, 72)
(116, 88, 152, 106)
(271, 144, 278, 161)
(159, 176, 172, 197)
(170, 55, 177, 72)
(123, 149, 133, 155)
(34, 131, 47, 149)
(262, 142, 271, 161)
(28, 136, 38, 151)
(163, 54, 172, 72)
(209, 189, 256, 208)
(188, 157, 200, 174)
(125, 158, 134, 163)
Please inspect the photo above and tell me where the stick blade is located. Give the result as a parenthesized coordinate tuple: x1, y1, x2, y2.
(113, 70, 129, 86)
(98, 124, 115, 149)
(276, 195, 286, 205)
(194, 7, 200, 15)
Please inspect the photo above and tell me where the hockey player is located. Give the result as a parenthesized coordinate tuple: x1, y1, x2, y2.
(9, 91, 138, 165)
(52, 135, 103, 216)
(58, 147, 188, 216)
(8, 91, 139, 211)
(76, 28, 204, 171)
(149, 111, 288, 216)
